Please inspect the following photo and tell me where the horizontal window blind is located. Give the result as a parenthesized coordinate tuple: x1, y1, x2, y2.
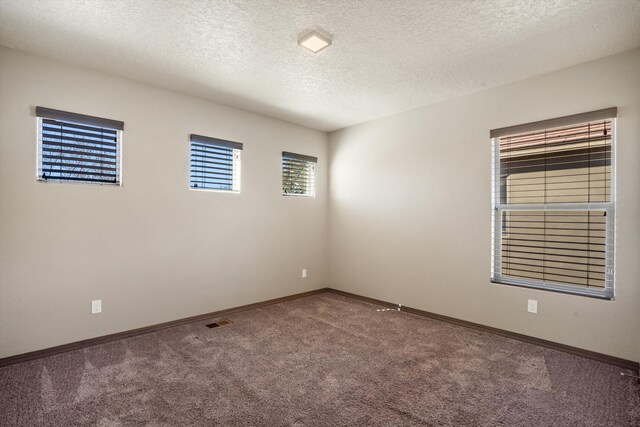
(36, 108, 123, 185)
(500, 210, 609, 289)
(190, 134, 242, 191)
(282, 151, 316, 196)
(491, 110, 615, 299)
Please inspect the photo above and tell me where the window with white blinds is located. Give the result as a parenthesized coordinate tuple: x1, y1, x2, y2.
(491, 108, 616, 299)
(36, 107, 123, 185)
(190, 134, 242, 192)
(282, 151, 317, 197)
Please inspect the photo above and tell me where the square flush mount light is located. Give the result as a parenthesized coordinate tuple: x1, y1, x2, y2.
(298, 31, 332, 53)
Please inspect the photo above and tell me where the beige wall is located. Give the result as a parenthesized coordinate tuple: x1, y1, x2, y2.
(0, 47, 329, 358)
(328, 49, 640, 362)
(2, 45, 639, 363)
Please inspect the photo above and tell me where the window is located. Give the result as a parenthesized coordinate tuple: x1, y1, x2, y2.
(190, 134, 242, 192)
(491, 108, 616, 299)
(36, 107, 123, 185)
(282, 151, 317, 197)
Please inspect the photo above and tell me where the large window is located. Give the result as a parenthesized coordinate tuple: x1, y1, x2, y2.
(282, 151, 316, 197)
(491, 108, 616, 299)
(190, 134, 242, 192)
(36, 107, 123, 185)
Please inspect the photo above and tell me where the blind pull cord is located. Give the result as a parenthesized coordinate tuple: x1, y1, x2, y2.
(620, 372, 640, 380)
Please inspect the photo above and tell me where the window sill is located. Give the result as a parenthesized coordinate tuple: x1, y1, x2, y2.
(37, 178, 121, 187)
(282, 193, 315, 198)
(490, 279, 613, 301)
(190, 188, 240, 194)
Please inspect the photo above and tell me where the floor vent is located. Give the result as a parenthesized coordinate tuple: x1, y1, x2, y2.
(205, 320, 233, 329)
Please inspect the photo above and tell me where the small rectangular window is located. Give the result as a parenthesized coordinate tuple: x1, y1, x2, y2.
(190, 134, 242, 192)
(282, 151, 317, 197)
(491, 108, 616, 299)
(36, 107, 123, 185)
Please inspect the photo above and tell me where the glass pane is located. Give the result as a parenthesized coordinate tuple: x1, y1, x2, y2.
(499, 120, 611, 204)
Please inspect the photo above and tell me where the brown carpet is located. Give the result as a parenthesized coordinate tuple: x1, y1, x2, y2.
(1, 293, 639, 426)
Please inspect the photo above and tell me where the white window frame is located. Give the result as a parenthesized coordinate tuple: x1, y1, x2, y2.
(189, 134, 242, 193)
(36, 108, 123, 186)
(282, 152, 316, 198)
(491, 115, 616, 300)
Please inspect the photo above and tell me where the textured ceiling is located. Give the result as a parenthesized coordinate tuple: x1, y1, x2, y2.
(1, 1, 639, 132)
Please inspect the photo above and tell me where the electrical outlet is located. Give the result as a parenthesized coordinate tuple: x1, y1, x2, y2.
(302, 269, 307, 279)
(527, 299, 537, 314)
(91, 299, 102, 314)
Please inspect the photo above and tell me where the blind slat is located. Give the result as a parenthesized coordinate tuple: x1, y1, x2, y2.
(42, 124, 118, 143)
(42, 141, 118, 154)
(38, 175, 118, 184)
(190, 156, 234, 166)
(42, 133, 118, 147)
(40, 155, 117, 166)
(41, 162, 117, 172)
(42, 169, 117, 179)
(190, 152, 234, 163)
(41, 147, 117, 161)
(191, 145, 235, 155)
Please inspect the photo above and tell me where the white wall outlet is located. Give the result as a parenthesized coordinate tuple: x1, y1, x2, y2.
(527, 299, 538, 314)
(302, 269, 307, 279)
(91, 299, 102, 314)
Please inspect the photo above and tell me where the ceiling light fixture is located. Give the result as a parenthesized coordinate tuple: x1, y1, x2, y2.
(298, 31, 332, 54)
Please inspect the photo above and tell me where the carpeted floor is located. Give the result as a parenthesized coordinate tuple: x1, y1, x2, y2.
(1, 292, 639, 426)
